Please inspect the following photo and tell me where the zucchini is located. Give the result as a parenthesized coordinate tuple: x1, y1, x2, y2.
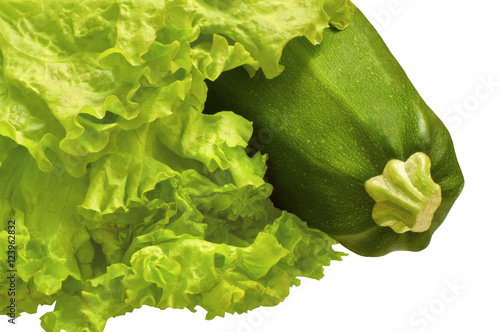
(204, 9, 464, 256)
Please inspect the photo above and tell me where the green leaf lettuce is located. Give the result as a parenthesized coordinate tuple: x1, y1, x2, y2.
(0, 0, 354, 331)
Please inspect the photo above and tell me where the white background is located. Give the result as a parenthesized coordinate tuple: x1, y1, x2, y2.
(3, 0, 500, 331)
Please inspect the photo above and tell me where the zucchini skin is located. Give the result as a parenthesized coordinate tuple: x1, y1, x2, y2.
(205, 9, 464, 256)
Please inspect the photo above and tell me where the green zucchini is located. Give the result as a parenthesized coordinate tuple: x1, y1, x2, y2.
(204, 8, 464, 256)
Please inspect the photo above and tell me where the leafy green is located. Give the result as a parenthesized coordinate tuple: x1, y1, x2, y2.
(0, 0, 354, 331)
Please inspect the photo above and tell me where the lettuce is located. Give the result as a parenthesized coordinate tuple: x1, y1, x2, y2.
(0, 0, 354, 331)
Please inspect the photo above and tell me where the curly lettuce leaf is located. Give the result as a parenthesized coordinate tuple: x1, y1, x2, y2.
(0, 0, 354, 331)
